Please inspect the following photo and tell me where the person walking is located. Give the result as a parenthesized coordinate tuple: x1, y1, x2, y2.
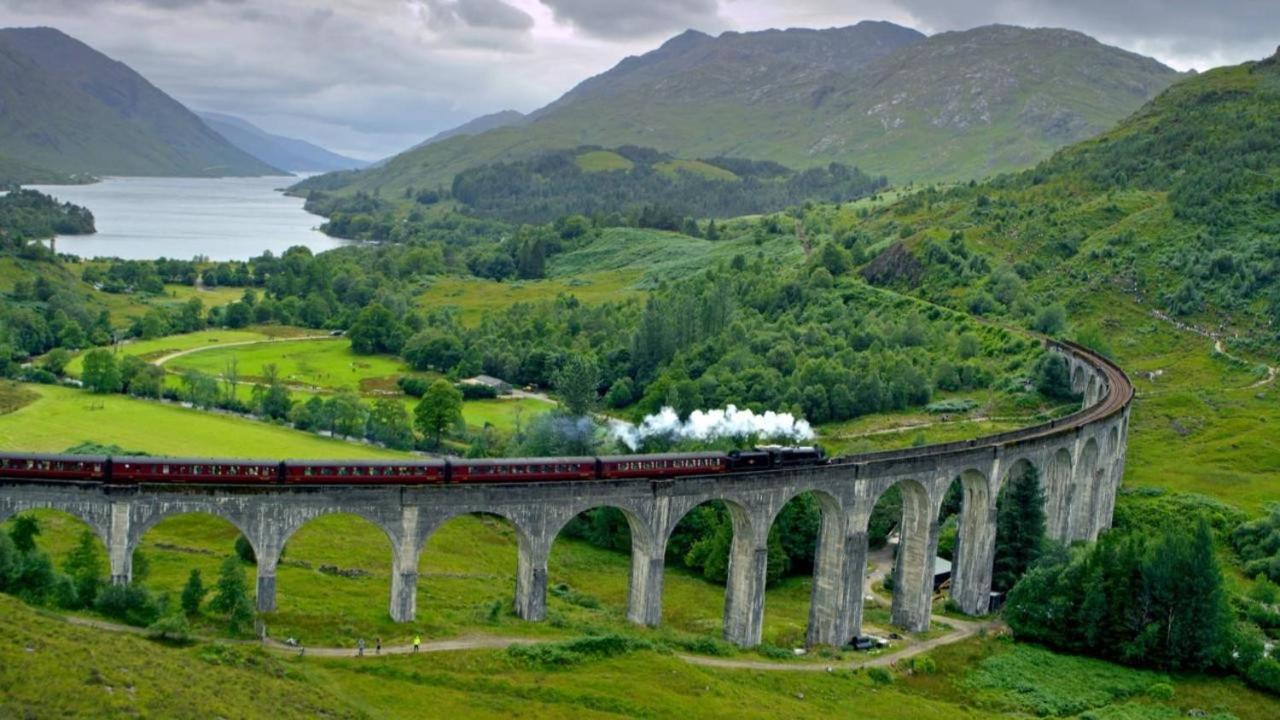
(375, 637, 382, 655)
(357, 638, 365, 657)
(413, 634, 421, 653)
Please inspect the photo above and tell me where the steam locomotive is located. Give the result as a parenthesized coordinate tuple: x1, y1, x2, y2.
(0, 446, 827, 486)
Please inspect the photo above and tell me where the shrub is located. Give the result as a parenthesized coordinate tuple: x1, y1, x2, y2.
(867, 667, 893, 684)
(148, 611, 193, 644)
(94, 583, 164, 627)
(458, 382, 498, 400)
(1146, 682, 1175, 700)
(908, 655, 937, 675)
(506, 634, 658, 669)
(549, 583, 600, 609)
(1245, 658, 1280, 695)
(234, 535, 256, 564)
(671, 635, 733, 657)
(397, 376, 430, 397)
(756, 643, 791, 660)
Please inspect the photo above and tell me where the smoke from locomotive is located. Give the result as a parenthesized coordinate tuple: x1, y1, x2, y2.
(611, 405, 814, 450)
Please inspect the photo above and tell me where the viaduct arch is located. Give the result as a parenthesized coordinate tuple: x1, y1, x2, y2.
(0, 341, 1132, 648)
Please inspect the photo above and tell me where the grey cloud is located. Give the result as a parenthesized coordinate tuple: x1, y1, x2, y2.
(425, 0, 534, 31)
(540, 0, 724, 38)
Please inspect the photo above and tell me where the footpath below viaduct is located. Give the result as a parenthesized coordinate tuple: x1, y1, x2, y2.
(0, 340, 1132, 648)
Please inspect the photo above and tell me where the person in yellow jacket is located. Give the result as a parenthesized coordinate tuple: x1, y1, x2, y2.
(413, 635, 421, 653)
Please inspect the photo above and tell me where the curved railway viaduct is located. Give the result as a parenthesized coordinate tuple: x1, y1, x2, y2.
(0, 340, 1132, 648)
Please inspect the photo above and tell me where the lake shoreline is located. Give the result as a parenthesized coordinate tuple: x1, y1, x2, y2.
(25, 175, 348, 262)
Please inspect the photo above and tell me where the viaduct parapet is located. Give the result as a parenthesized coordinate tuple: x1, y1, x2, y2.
(0, 341, 1132, 648)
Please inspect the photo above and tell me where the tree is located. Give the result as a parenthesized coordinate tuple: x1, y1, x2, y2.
(348, 303, 406, 355)
(9, 515, 40, 553)
(1033, 304, 1068, 336)
(818, 241, 851, 276)
(324, 391, 367, 439)
(181, 368, 219, 408)
(208, 556, 254, 633)
(62, 530, 102, 607)
(180, 569, 206, 616)
(128, 364, 165, 399)
(993, 464, 1046, 593)
(253, 364, 292, 420)
(81, 349, 120, 394)
(41, 348, 71, 376)
(553, 354, 599, 417)
(604, 377, 635, 408)
(234, 535, 256, 564)
(402, 330, 463, 372)
(1034, 353, 1077, 401)
(366, 397, 415, 449)
(414, 379, 463, 447)
(224, 301, 252, 329)
(177, 297, 204, 333)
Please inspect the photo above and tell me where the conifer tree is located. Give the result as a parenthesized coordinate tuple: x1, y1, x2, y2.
(993, 465, 1046, 592)
(181, 569, 205, 616)
(208, 556, 253, 633)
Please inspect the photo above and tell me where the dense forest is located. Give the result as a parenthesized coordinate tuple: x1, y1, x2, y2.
(302, 146, 887, 241)
(0, 189, 95, 242)
(448, 146, 888, 224)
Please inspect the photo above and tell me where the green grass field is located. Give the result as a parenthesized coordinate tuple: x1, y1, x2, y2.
(574, 149, 634, 172)
(64, 328, 277, 376)
(0, 384, 408, 459)
(419, 271, 643, 326)
(164, 337, 404, 394)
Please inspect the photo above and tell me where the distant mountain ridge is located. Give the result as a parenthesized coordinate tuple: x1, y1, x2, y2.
(199, 112, 367, 173)
(0, 27, 280, 178)
(305, 21, 1184, 198)
(417, 110, 527, 148)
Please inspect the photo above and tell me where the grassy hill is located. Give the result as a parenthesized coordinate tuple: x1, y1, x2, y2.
(300, 23, 1183, 199)
(820, 50, 1280, 512)
(0, 27, 280, 178)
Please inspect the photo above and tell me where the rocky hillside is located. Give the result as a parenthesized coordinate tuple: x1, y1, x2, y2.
(0, 27, 280, 178)
(301, 22, 1183, 198)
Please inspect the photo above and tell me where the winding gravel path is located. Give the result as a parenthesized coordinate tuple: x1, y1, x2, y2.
(150, 334, 334, 367)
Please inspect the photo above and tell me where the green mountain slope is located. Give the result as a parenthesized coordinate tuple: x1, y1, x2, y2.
(853, 48, 1280, 348)
(0, 27, 280, 178)
(0, 154, 82, 185)
(304, 23, 1182, 198)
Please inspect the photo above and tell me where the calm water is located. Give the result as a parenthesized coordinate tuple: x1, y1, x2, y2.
(28, 175, 351, 261)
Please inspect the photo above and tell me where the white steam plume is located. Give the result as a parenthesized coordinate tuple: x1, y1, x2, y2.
(610, 405, 814, 451)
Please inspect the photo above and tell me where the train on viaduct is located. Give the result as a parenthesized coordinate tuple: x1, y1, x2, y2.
(0, 339, 1132, 648)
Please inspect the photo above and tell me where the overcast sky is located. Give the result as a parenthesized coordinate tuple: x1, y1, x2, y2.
(1, 0, 1275, 160)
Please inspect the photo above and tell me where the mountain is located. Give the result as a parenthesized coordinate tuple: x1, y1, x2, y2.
(416, 109, 527, 148)
(199, 112, 367, 173)
(0, 27, 280, 177)
(857, 47, 1280, 342)
(0, 154, 83, 185)
(298, 22, 1183, 198)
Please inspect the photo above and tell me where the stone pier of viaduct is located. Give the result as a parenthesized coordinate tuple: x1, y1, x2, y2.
(0, 341, 1132, 648)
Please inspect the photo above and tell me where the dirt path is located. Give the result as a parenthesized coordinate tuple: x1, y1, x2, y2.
(684, 543, 989, 672)
(151, 334, 334, 367)
(1148, 310, 1276, 390)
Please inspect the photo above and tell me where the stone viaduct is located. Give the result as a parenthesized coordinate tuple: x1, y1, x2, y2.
(0, 340, 1132, 648)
